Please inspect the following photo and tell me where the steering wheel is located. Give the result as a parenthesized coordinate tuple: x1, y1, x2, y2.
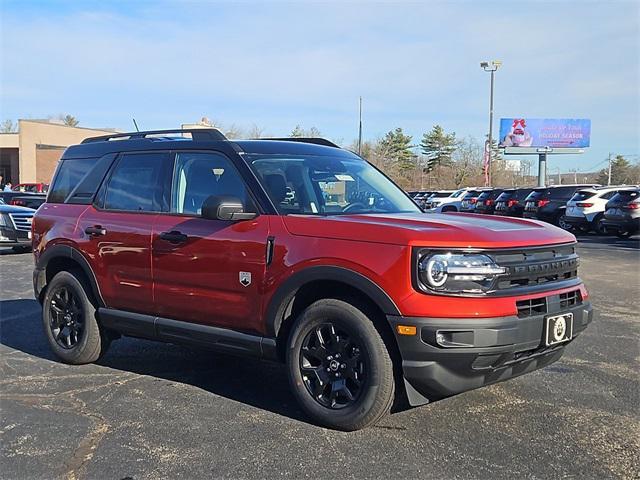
(342, 202, 368, 213)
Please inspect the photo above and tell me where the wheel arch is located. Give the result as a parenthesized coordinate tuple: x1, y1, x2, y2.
(266, 266, 401, 362)
(35, 244, 105, 307)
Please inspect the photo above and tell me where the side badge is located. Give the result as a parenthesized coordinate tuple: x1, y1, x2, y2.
(239, 271, 252, 287)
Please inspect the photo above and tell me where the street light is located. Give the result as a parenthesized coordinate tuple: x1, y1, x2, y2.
(480, 60, 502, 186)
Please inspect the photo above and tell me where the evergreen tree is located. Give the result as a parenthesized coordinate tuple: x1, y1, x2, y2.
(378, 128, 415, 173)
(420, 125, 456, 172)
(597, 155, 633, 185)
(62, 115, 79, 127)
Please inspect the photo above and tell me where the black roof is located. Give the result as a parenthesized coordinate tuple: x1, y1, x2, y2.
(63, 128, 354, 160)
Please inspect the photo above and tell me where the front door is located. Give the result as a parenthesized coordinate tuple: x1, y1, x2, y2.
(77, 151, 171, 314)
(151, 151, 269, 333)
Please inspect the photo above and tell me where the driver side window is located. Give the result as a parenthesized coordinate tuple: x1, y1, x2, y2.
(171, 152, 250, 215)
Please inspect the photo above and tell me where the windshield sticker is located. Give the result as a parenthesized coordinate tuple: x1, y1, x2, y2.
(335, 174, 354, 182)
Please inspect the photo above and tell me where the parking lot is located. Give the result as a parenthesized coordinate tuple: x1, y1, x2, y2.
(0, 236, 638, 480)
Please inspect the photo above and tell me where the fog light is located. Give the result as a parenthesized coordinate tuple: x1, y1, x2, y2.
(436, 332, 446, 345)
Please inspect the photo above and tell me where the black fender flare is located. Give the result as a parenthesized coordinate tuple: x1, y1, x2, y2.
(35, 244, 105, 306)
(265, 265, 401, 338)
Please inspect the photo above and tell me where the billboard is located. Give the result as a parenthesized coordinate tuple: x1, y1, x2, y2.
(498, 118, 590, 148)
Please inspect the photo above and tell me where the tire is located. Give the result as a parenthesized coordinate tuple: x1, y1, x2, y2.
(442, 206, 457, 213)
(12, 246, 31, 253)
(557, 214, 572, 231)
(287, 299, 395, 431)
(616, 230, 632, 239)
(42, 271, 110, 364)
(592, 214, 607, 235)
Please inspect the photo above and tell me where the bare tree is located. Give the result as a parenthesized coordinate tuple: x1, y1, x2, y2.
(0, 119, 16, 133)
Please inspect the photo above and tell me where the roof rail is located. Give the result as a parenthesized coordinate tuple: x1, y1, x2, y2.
(81, 128, 227, 144)
(262, 137, 341, 148)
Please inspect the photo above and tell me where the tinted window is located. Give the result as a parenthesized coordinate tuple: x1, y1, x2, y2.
(524, 189, 545, 201)
(599, 191, 617, 200)
(104, 153, 167, 212)
(610, 190, 640, 203)
(570, 191, 596, 201)
(66, 154, 116, 205)
(431, 192, 453, 198)
(496, 190, 515, 202)
(515, 189, 533, 200)
(172, 152, 249, 215)
(48, 158, 94, 203)
(463, 191, 480, 200)
(548, 187, 577, 199)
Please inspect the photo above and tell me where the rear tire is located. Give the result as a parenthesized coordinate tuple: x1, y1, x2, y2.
(287, 299, 395, 431)
(592, 214, 607, 235)
(42, 271, 110, 364)
(557, 215, 572, 231)
(616, 230, 632, 239)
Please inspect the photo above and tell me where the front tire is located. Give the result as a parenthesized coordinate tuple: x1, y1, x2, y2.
(287, 299, 395, 431)
(42, 271, 110, 364)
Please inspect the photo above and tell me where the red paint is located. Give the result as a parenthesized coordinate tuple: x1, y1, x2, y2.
(34, 205, 587, 336)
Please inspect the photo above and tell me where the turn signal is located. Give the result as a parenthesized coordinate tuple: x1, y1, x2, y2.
(396, 325, 417, 336)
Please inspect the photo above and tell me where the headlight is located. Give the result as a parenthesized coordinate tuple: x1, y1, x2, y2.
(0, 214, 7, 227)
(417, 252, 506, 294)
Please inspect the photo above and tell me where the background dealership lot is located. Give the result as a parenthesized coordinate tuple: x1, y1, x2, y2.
(0, 235, 638, 480)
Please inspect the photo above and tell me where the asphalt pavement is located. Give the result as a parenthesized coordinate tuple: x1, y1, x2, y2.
(0, 236, 638, 480)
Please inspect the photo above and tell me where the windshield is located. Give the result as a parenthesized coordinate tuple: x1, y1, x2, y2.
(246, 154, 420, 215)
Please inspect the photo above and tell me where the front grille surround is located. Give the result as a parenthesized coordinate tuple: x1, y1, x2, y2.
(8, 212, 34, 232)
(516, 289, 583, 318)
(412, 242, 581, 298)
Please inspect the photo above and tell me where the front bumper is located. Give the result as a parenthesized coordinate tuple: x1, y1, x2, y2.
(0, 227, 31, 246)
(388, 300, 593, 405)
(562, 215, 590, 227)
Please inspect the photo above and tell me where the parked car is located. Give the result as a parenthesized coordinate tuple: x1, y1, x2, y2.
(422, 190, 454, 209)
(473, 188, 505, 215)
(412, 191, 435, 210)
(459, 189, 489, 213)
(0, 201, 35, 252)
(425, 188, 471, 213)
(33, 128, 593, 431)
(0, 191, 47, 210)
(523, 184, 599, 229)
(563, 186, 636, 234)
(493, 188, 534, 218)
(12, 182, 49, 193)
(601, 188, 640, 238)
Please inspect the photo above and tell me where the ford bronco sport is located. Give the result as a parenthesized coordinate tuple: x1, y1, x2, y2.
(33, 129, 593, 431)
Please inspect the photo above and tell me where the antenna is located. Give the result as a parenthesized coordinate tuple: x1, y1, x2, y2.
(132, 118, 140, 132)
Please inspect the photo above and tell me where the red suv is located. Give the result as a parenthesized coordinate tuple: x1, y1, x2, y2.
(32, 129, 593, 430)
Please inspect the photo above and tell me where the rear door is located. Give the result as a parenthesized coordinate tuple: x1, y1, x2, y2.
(77, 151, 171, 313)
(151, 150, 270, 333)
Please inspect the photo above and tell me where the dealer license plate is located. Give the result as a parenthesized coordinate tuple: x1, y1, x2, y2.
(545, 313, 573, 346)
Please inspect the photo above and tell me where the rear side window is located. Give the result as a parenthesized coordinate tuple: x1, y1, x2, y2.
(103, 153, 169, 212)
(524, 189, 545, 201)
(570, 191, 596, 202)
(48, 158, 95, 203)
(496, 190, 515, 201)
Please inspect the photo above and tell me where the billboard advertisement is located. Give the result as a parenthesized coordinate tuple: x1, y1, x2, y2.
(498, 118, 591, 148)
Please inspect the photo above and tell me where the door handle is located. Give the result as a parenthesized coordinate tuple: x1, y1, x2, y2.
(159, 230, 188, 244)
(85, 225, 107, 237)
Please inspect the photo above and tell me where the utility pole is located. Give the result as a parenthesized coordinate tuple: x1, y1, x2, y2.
(480, 61, 502, 187)
(557, 167, 561, 185)
(607, 152, 612, 186)
(357, 97, 363, 156)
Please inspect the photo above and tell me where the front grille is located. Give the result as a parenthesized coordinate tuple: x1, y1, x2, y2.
(516, 289, 583, 318)
(559, 289, 582, 309)
(8, 212, 33, 232)
(516, 297, 547, 318)
(491, 244, 579, 291)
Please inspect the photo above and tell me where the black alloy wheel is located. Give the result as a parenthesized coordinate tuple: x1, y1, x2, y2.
(49, 286, 84, 349)
(299, 322, 366, 409)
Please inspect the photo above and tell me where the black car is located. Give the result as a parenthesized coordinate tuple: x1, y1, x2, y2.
(0, 191, 47, 210)
(523, 185, 598, 229)
(601, 188, 640, 238)
(493, 188, 534, 217)
(473, 188, 505, 214)
(459, 189, 488, 213)
(0, 201, 35, 252)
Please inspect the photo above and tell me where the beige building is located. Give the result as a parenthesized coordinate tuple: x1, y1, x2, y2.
(0, 120, 116, 185)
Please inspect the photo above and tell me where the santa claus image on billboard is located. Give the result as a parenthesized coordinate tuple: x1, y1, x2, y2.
(501, 118, 533, 147)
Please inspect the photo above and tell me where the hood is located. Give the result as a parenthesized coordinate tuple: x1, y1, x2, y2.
(282, 212, 575, 249)
(0, 204, 36, 214)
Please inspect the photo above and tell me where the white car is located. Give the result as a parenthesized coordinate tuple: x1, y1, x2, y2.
(564, 186, 638, 234)
(426, 188, 472, 213)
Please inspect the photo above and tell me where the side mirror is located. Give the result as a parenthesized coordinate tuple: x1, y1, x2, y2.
(201, 195, 257, 221)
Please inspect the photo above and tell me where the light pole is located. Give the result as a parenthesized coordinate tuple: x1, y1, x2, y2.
(480, 60, 502, 187)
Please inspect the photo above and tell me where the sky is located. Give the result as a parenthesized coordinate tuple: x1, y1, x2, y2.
(1, 0, 639, 174)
